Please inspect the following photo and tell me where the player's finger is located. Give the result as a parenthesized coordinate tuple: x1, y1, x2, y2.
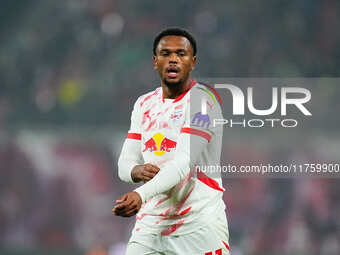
(126, 199, 136, 210)
(113, 205, 129, 216)
(114, 198, 131, 211)
(150, 164, 160, 171)
(142, 170, 157, 179)
(122, 206, 139, 217)
(117, 197, 135, 212)
(113, 207, 127, 216)
(112, 205, 124, 215)
(147, 165, 160, 173)
(115, 202, 137, 216)
(143, 176, 152, 183)
(144, 167, 159, 176)
(113, 203, 126, 212)
(116, 194, 128, 203)
(145, 164, 160, 172)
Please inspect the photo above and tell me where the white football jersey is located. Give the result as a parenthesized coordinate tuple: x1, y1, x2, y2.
(118, 80, 227, 236)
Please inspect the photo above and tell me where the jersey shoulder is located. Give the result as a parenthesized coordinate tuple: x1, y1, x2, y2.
(135, 87, 162, 109)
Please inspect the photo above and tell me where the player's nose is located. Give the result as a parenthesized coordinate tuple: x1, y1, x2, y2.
(168, 53, 179, 63)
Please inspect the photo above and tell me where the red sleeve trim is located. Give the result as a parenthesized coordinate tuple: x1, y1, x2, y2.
(222, 241, 230, 251)
(126, 133, 141, 140)
(197, 170, 225, 192)
(181, 127, 211, 142)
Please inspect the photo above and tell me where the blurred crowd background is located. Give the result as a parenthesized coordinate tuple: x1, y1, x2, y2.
(1, 0, 340, 255)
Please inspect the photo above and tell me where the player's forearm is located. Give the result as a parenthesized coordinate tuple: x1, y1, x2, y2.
(134, 152, 191, 202)
(134, 134, 207, 202)
(118, 139, 143, 183)
(118, 157, 140, 183)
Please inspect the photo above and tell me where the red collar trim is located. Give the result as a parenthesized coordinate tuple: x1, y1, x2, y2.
(173, 79, 196, 103)
(161, 80, 196, 103)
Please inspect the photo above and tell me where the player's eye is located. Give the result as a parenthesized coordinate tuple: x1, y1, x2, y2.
(161, 51, 169, 56)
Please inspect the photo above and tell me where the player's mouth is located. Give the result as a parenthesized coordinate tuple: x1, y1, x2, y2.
(166, 67, 180, 79)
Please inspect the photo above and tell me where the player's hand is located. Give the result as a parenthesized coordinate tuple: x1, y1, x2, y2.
(131, 163, 160, 183)
(112, 191, 142, 217)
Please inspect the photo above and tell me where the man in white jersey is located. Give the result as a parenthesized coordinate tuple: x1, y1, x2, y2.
(113, 28, 230, 255)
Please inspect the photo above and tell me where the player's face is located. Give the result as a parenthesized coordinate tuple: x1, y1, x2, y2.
(153, 35, 196, 87)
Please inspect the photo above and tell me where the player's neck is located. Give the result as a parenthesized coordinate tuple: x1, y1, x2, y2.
(161, 77, 192, 100)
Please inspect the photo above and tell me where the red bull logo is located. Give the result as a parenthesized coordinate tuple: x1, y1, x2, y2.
(143, 133, 177, 156)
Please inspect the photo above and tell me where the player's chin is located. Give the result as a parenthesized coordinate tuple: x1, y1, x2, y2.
(163, 77, 182, 88)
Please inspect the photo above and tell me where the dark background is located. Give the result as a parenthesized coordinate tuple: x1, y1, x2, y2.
(1, 1, 339, 254)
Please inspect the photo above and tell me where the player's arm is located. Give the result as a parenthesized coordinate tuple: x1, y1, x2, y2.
(117, 97, 143, 183)
(117, 98, 160, 184)
(134, 128, 209, 202)
(134, 91, 221, 203)
(118, 140, 160, 183)
(114, 131, 208, 217)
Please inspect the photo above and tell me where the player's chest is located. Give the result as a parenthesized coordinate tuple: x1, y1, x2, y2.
(140, 103, 184, 157)
(140, 102, 186, 133)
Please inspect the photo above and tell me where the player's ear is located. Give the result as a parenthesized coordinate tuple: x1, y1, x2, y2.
(191, 56, 197, 71)
(153, 55, 158, 70)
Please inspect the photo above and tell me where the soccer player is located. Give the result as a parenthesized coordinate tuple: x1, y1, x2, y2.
(113, 28, 230, 255)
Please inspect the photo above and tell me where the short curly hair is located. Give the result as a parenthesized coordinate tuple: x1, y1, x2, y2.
(153, 27, 197, 56)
